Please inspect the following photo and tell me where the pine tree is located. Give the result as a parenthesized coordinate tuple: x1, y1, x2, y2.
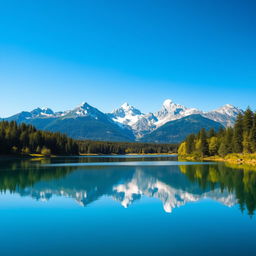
(218, 142, 228, 157)
(185, 134, 195, 154)
(249, 113, 256, 152)
(232, 113, 244, 153)
(249, 126, 256, 153)
(208, 128, 216, 138)
(243, 108, 254, 133)
(209, 137, 218, 156)
(199, 128, 209, 156)
(224, 127, 234, 153)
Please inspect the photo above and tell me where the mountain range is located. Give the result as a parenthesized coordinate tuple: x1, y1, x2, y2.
(2, 99, 243, 143)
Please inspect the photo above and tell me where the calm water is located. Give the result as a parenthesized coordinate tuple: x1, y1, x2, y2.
(0, 155, 256, 256)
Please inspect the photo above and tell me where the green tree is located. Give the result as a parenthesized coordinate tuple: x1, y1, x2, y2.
(209, 137, 218, 156)
(199, 128, 209, 156)
(243, 108, 254, 133)
(250, 114, 256, 152)
(185, 134, 195, 154)
(232, 113, 244, 153)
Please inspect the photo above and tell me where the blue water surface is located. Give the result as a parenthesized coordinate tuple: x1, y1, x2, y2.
(0, 155, 255, 256)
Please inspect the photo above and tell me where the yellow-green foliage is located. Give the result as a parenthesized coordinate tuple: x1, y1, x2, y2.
(195, 139, 201, 153)
(178, 142, 187, 155)
(41, 147, 51, 156)
(209, 137, 218, 155)
(22, 147, 30, 154)
(179, 108, 256, 158)
(11, 146, 18, 153)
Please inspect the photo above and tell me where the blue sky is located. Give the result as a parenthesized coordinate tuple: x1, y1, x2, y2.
(0, 0, 255, 117)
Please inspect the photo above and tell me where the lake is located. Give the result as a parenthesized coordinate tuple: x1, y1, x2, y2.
(0, 155, 256, 256)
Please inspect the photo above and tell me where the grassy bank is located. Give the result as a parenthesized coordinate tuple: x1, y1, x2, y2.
(179, 153, 256, 167)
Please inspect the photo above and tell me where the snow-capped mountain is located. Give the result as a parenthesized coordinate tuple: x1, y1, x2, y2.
(108, 99, 243, 138)
(154, 99, 201, 127)
(108, 103, 157, 137)
(203, 104, 243, 127)
(110, 102, 143, 126)
(6, 107, 56, 122)
(4, 99, 243, 142)
(61, 102, 108, 120)
(6, 102, 135, 141)
(30, 107, 55, 118)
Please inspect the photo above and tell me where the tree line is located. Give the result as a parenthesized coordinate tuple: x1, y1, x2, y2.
(0, 121, 178, 156)
(0, 121, 79, 155)
(178, 108, 256, 157)
(78, 140, 178, 154)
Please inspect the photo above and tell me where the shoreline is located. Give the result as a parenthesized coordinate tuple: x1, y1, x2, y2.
(0, 152, 177, 159)
(179, 153, 256, 167)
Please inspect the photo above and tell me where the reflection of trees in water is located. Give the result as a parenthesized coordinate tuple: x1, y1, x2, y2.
(179, 164, 256, 216)
(0, 158, 255, 216)
(0, 159, 77, 192)
(0, 159, 134, 201)
(48, 155, 178, 164)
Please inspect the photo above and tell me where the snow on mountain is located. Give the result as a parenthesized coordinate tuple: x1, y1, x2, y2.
(110, 102, 143, 126)
(108, 103, 156, 137)
(6, 107, 56, 121)
(203, 104, 243, 127)
(30, 107, 55, 118)
(109, 100, 200, 137)
(5, 99, 243, 140)
(154, 99, 201, 127)
(61, 102, 107, 120)
(131, 113, 157, 137)
(108, 99, 243, 137)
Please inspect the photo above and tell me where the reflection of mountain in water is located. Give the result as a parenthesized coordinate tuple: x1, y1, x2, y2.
(11, 165, 237, 213)
(112, 168, 236, 212)
(0, 159, 255, 215)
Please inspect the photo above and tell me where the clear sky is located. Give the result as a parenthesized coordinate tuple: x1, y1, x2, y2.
(0, 0, 255, 117)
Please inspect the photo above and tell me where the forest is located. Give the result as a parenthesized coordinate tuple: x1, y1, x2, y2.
(178, 108, 256, 157)
(0, 121, 178, 156)
(0, 121, 79, 155)
(78, 140, 177, 154)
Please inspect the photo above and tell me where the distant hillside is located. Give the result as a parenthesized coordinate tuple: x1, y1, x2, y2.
(3, 99, 238, 142)
(6, 103, 135, 142)
(37, 116, 135, 142)
(140, 114, 224, 143)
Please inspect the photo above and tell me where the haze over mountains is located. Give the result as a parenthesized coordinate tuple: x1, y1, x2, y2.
(3, 99, 243, 143)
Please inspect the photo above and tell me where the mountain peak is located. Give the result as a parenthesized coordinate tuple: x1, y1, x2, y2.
(110, 103, 144, 127)
(224, 104, 234, 108)
(154, 99, 201, 127)
(41, 107, 51, 111)
(203, 103, 243, 127)
(113, 102, 142, 115)
(78, 102, 90, 109)
(31, 107, 54, 117)
(214, 104, 241, 115)
(161, 99, 187, 112)
(121, 102, 131, 110)
(218, 104, 236, 110)
(162, 99, 174, 108)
